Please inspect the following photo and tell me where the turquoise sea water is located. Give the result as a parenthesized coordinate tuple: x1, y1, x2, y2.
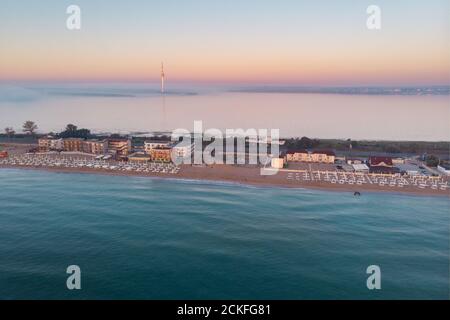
(0, 169, 448, 299)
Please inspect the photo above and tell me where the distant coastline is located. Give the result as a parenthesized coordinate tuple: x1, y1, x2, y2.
(230, 85, 450, 96)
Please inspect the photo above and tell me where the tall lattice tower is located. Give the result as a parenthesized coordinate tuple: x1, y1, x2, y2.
(160, 62, 165, 94)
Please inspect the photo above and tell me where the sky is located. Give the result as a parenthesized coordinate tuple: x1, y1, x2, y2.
(0, 0, 449, 85)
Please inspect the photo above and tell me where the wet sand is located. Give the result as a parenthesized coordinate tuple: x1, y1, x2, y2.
(1, 164, 448, 197)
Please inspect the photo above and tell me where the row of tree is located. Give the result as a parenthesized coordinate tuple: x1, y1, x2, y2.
(59, 124, 92, 139)
(4, 121, 38, 137)
(285, 137, 321, 150)
(3, 122, 92, 139)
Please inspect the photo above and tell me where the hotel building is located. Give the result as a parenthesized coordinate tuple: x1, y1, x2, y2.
(128, 153, 151, 162)
(172, 142, 195, 158)
(286, 150, 335, 163)
(82, 140, 108, 155)
(368, 156, 399, 174)
(310, 150, 336, 163)
(63, 138, 84, 152)
(286, 149, 309, 162)
(38, 138, 63, 152)
(108, 139, 131, 157)
(144, 140, 172, 155)
(150, 147, 172, 162)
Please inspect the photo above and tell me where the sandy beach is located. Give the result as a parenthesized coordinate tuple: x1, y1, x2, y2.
(1, 163, 449, 197)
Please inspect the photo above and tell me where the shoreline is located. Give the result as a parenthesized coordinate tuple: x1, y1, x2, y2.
(1, 164, 449, 198)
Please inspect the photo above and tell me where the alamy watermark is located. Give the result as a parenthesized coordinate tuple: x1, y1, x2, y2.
(366, 5, 381, 30)
(66, 265, 81, 290)
(171, 121, 280, 175)
(66, 5, 81, 30)
(366, 265, 381, 290)
(64, 5, 381, 32)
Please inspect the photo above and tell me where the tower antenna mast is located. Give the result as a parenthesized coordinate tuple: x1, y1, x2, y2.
(160, 62, 165, 94)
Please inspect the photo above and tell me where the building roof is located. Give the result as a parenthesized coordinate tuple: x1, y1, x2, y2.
(395, 164, 419, 172)
(286, 149, 308, 155)
(108, 138, 130, 142)
(312, 150, 336, 156)
(172, 141, 195, 149)
(144, 139, 172, 144)
(128, 153, 150, 158)
(85, 139, 106, 143)
(152, 146, 172, 150)
(369, 156, 393, 166)
(352, 164, 369, 171)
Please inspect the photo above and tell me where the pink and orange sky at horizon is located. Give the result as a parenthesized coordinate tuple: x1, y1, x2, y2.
(0, 0, 449, 85)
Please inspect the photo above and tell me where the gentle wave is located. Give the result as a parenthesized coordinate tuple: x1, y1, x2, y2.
(0, 169, 448, 299)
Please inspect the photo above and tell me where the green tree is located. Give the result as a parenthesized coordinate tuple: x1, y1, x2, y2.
(65, 124, 78, 133)
(59, 124, 91, 139)
(299, 137, 313, 149)
(22, 121, 38, 135)
(4, 127, 15, 140)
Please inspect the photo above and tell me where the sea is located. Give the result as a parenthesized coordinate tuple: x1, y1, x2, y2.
(0, 169, 448, 299)
(0, 83, 449, 141)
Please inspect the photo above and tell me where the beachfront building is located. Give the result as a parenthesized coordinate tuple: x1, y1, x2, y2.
(108, 139, 131, 157)
(38, 138, 63, 152)
(369, 156, 393, 167)
(286, 149, 335, 163)
(38, 138, 49, 152)
(310, 150, 335, 163)
(63, 138, 84, 152)
(150, 147, 172, 162)
(352, 163, 369, 174)
(368, 156, 399, 174)
(50, 139, 63, 151)
(0, 151, 8, 158)
(392, 157, 406, 164)
(172, 142, 195, 159)
(144, 140, 172, 155)
(286, 150, 309, 162)
(396, 163, 420, 176)
(437, 164, 450, 176)
(128, 153, 151, 162)
(82, 139, 108, 155)
(346, 158, 366, 165)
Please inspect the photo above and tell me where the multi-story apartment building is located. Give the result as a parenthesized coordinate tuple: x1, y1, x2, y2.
(108, 139, 131, 157)
(286, 149, 309, 162)
(310, 150, 336, 163)
(171, 142, 195, 159)
(38, 138, 63, 152)
(38, 138, 52, 152)
(150, 147, 172, 162)
(128, 153, 151, 162)
(144, 140, 172, 155)
(286, 150, 335, 163)
(63, 138, 83, 152)
(82, 140, 108, 155)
